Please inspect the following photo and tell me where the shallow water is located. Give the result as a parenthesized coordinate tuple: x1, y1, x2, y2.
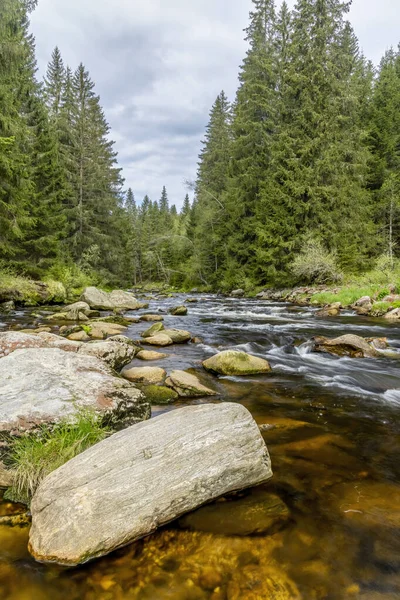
(1, 294, 400, 599)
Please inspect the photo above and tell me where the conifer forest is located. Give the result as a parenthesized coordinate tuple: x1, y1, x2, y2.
(1, 0, 400, 291)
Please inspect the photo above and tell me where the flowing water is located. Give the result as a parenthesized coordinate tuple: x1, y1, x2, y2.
(1, 294, 400, 600)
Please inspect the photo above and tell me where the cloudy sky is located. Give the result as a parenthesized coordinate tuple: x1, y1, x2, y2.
(30, 0, 399, 209)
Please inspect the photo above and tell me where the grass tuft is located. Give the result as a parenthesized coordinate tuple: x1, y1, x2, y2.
(6, 409, 111, 505)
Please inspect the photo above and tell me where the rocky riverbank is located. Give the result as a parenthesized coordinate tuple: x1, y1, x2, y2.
(250, 285, 400, 320)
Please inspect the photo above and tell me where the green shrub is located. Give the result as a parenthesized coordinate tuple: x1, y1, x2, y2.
(6, 410, 111, 505)
(291, 235, 343, 285)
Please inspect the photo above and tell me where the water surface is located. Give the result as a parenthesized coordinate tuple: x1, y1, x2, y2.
(1, 294, 399, 599)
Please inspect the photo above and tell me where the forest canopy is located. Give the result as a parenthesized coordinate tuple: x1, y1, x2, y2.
(1, 0, 400, 291)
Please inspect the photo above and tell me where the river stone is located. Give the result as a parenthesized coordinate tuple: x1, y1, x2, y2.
(165, 370, 218, 397)
(0, 462, 14, 488)
(231, 289, 245, 297)
(68, 330, 90, 342)
(179, 489, 289, 536)
(88, 322, 127, 340)
(327, 480, 400, 530)
(81, 287, 143, 311)
(28, 403, 272, 566)
(140, 314, 164, 322)
(142, 385, 179, 404)
(79, 340, 138, 371)
(203, 350, 271, 376)
(0, 300, 15, 313)
(163, 329, 192, 344)
(354, 296, 372, 307)
(0, 348, 150, 433)
(63, 301, 91, 314)
(143, 333, 173, 346)
(141, 322, 165, 338)
(169, 305, 188, 316)
(384, 308, 400, 321)
(136, 350, 168, 361)
(121, 366, 166, 385)
(313, 334, 378, 358)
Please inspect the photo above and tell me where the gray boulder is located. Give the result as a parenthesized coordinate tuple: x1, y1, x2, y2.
(28, 403, 272, 566)
(0, 348, 150, 433)
(313, 334, 378, 358)
(81, 287, 143, 310)
(165, 370, 218, 397)
(0, 331, 81, 359)
(384, 308, 400, 321)
(231, 289, 245, 297)
(79, 340, 139, 371)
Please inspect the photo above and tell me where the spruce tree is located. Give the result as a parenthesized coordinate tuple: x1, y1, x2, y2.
(44, 47, 65, 118)
(223, 0, 277, 286)
(192, 91, 232, 284)
(0, 0, 34, 261)
(369, 48, 400, 263)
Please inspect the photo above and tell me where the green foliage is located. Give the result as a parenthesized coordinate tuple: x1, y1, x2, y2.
(45, 262, 95, 298)
(6, 409, 110, 505)
(291, 235, 342, 285)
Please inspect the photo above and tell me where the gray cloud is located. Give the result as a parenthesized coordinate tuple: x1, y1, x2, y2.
(30, 0, 400, 208)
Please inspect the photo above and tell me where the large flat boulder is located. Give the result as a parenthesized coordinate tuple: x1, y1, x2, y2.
(0, 348, 150, 433)
(0, 331, 81, 358)
(81, 287, 143, 310)
(203, 350, 271, 376)
(313, 334, 378, 358)
(28, 403, 272, 566)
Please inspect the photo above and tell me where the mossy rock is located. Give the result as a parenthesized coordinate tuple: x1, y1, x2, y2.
(203, 350, 271, 376)
(141, 322, 165, 338)
(142, 385, 179, 405)
(95, 316, 135, 327)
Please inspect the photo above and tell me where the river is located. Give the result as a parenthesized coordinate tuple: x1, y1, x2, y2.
(1, 294, 399, 599)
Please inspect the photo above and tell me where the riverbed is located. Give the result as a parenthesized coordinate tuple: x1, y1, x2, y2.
(1, 294, 399, 599)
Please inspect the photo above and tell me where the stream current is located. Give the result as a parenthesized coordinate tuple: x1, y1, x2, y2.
(0, 294, 400, 599)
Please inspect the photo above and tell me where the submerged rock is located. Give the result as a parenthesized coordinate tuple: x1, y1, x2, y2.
(165, 370, 218, 397)
(29, 403, 272, 566)
(313, 334, 378, 358)
(121, 366, 166, 385)
(179, 489, 289, 536)
(169, 305, 188, 316)
(0, 348, 150, 433)
(140, 314, 164, 322)
(327, 480, 400, 529)
(203, 350, 271, 376)
(81, 287, 144, 311)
